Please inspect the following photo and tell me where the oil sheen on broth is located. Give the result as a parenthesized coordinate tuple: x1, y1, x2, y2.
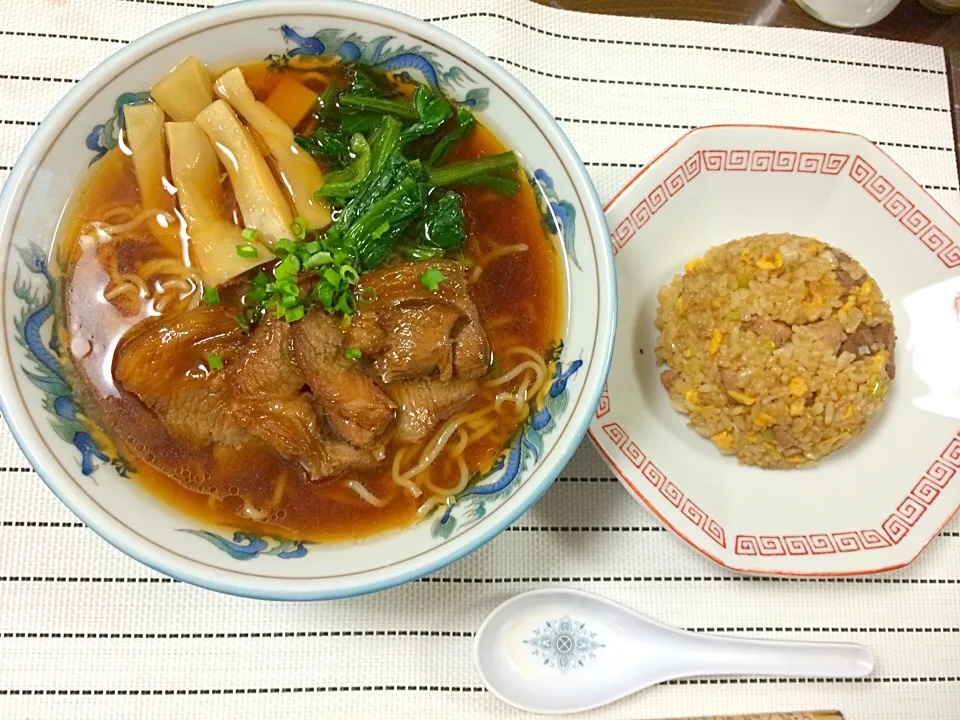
(60, 57, 562, 541)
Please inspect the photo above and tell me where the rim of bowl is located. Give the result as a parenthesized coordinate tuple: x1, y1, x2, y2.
(0, 0, 616, 600)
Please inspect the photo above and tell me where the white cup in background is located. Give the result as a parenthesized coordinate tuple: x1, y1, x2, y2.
(796, 0, 902, 27)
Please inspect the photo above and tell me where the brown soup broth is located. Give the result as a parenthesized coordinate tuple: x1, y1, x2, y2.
(59, 58, 562, 541)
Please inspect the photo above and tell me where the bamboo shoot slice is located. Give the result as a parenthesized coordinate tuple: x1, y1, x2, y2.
(165, 121, 270, 287)
(194, 99, 293, 248)
(151, 56, 215, 122)
(214, 67, 331, 230)
(122, 102, 180, 256)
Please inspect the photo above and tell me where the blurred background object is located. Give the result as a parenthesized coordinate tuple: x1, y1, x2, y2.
(795, 0, 902, 27)
(920, 0, 960, 13)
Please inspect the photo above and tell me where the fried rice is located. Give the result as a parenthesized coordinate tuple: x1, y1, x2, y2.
(655, 233, 895, 469)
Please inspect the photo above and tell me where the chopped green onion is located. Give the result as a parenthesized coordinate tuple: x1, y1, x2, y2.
(234, 313, 250, 331)
(206, 354, 224, 371)
(290, 216, 308, 241)
(315, 283, 335, 310)
(302, 240, 321, 255)
(274, 238, 298, 257)
(323, 268, 342, 289)
(281, 294, 300, 308)
(274, 254, 301, 280)
(358, 287, 377, 304)
(240, 228, 259, 243)
(303, 251, 333, 270)
(419, 267, 446, 292)
(335, 292, 357, 314)
(275, 279, 298, 296)
(285, 306, 305, 323)
(340, 265, 359, 285)
(345, 347, 362, 360)
(203, 287, 220, 305)
(370, 221, 390, 239)
(252, 271, 269, 287)
(236, 244, 258, 259)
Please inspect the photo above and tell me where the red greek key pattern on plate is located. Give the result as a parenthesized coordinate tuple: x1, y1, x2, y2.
(704, 519, 726, 547)
(822, 153, 850, 175)
(940, 244, 960, 269)
(772, 151, 797, 172)
(833, 532, 863, 552)
(849, 155, 875, 184)
(622, 441, 645, 469)
(784, 536, 811, 555)
(598, 421, 726, 548)
(911, 477, 941, 504)
(595, 384, 610, 419)
(735, 431, 960, 555)
(865, 173, 894, 202)
(612, 147, 855, 253)
(659, 481, 683, 507)
(896, 496, 926, 526)
(883, 514, 911, 544)
(847, 155, 959, 269)
(942, 437, 960, 465)
(601, 422, 628, 448)
(883, 191, 913, 219)
(809, 534, 837, 554)
(925, 459, 955, 487)
(640, 458, 666, 489)
(901, 207, 931, 235)
(680, 498, 707, 526)
(797, 152, 826, 173)
(860, 529, 892, 549)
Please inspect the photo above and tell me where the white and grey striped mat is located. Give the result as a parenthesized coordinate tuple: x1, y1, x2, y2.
(0, 1, 958, 718)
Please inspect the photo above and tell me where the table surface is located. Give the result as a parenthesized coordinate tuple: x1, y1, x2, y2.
(542, 0, 960, 177)
(1, 2, 958, 718)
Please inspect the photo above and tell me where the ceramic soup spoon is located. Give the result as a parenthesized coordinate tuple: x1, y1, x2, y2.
(474, 588, 873, 714)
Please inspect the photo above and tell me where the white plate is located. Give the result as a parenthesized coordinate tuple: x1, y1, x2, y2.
(589, 125, 960, 576)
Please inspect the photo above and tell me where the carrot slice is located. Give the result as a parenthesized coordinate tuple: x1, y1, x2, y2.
(264, 77, 319, 129)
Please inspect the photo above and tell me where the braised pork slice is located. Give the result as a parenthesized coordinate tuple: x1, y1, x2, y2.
(115, 306, 248, 447)
(451, 320, 491, 379)
(291, 311, 395, 447)
(385, 379, 478, 443)
(345, 310, 386, 354)
(798, 319, 845, 354)
(229, 395, 385, 478)
(376, 302, 462, 383)
(839, 322, 895, 357)
(746, 318, 792, 347)
(358, 260, 491, 380)
(231, 315, 305, 398)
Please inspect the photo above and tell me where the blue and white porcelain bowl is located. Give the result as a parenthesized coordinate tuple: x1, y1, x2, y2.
(0, 1, 615, 599)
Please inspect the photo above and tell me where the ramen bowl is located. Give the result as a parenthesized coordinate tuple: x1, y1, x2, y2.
(0, 1, 614, 599)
